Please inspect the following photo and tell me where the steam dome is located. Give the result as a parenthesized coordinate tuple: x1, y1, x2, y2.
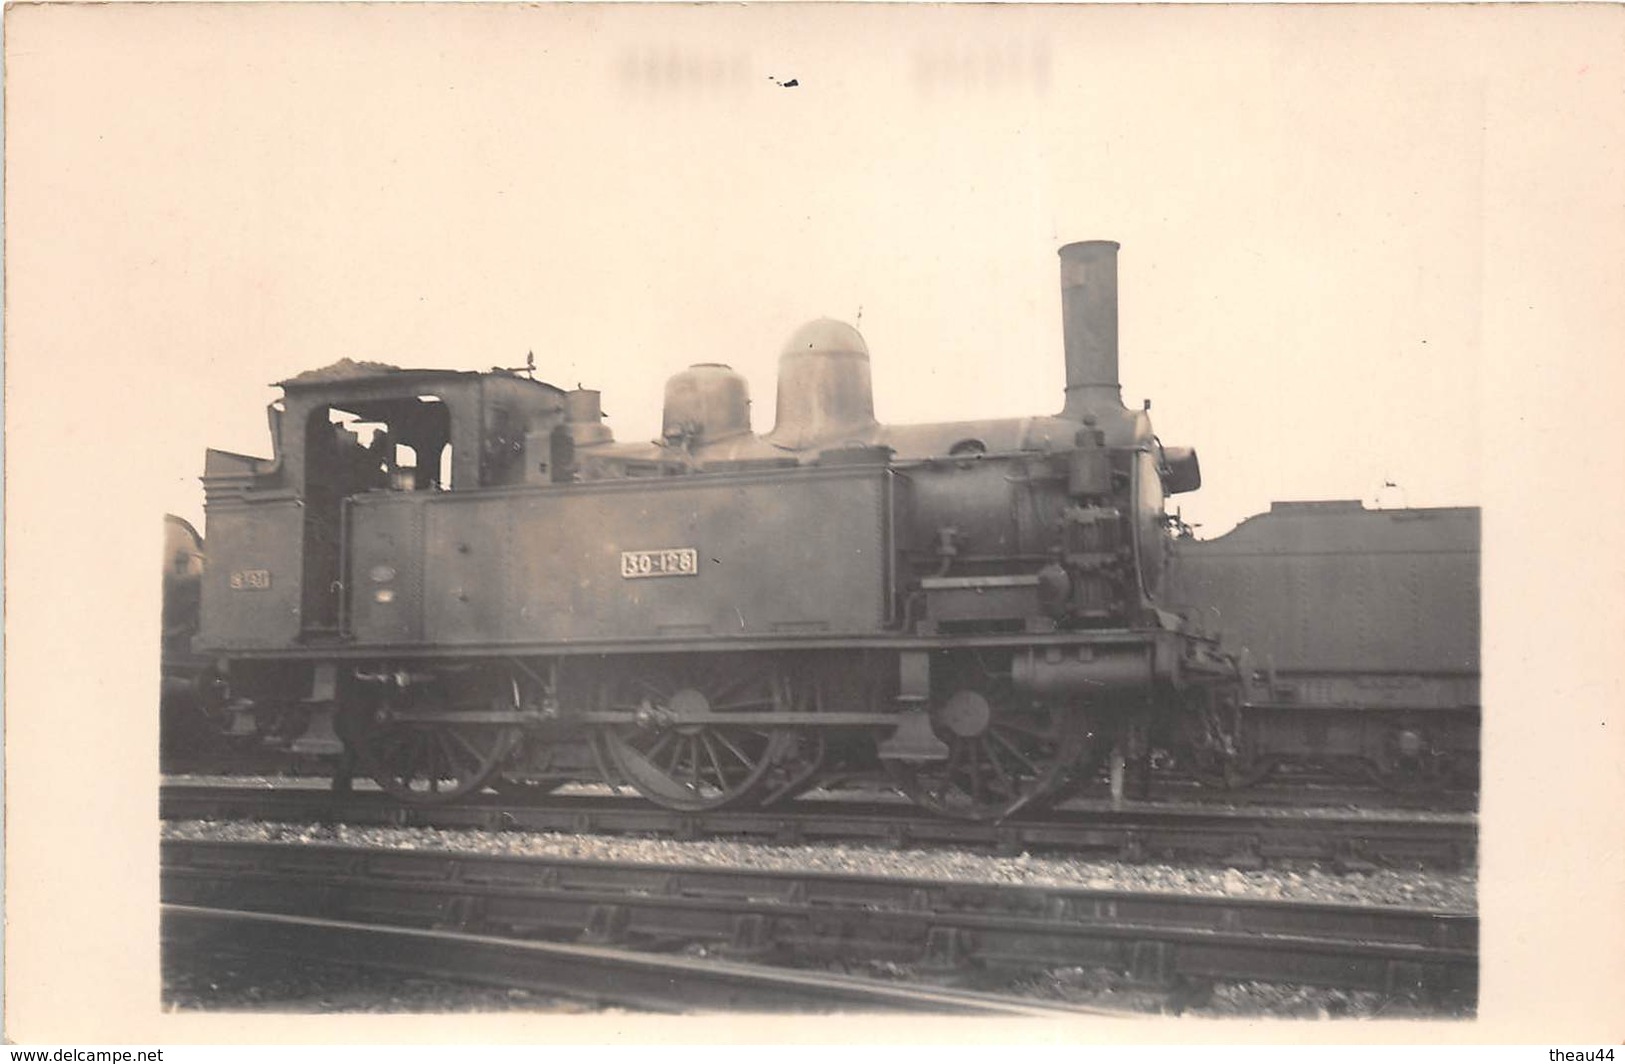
(662, 363, 752, 444)
(767, 319, 878, 451)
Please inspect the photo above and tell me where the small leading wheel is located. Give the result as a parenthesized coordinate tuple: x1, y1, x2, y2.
(345, 706, 521, 804)
(595, 658, 799, 812)
(889, 689, 1093, 821)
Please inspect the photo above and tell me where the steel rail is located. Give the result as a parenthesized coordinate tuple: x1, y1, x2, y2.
(160, 783, 1478, 869)
(162, 838, 1476, 999)
(1089, 778, 1478, 812)
(162, 904, 1121, 1015)
(161, 763, 1478, 811)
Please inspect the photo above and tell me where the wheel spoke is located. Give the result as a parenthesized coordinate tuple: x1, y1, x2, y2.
(685, 737, 702, 790)
(994, 719, 1058, 741)
(434, 732, 464, 776)
(712, 729, 754, 768)
(990, 728, 1043, 776)
(446, 728, 487, 771)
(661, 734, 685, 774)
(642, 730, 676, 765)
(445, 727, 481, 764)
(983, 735, 1017, 786)
(700, 732, 731, 789)
(967, 742, 987, 802)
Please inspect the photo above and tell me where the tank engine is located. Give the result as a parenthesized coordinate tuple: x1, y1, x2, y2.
(191, 240, 1231, 818)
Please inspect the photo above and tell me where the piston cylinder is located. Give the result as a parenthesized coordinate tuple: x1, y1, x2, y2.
(1011, 645, 1154, 698)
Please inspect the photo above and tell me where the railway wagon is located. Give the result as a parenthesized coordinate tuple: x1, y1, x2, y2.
(1164, 501, 1480, 790)
(190, 240, 1234, 818)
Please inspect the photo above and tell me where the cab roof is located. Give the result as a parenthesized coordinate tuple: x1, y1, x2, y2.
(275, 358, 556, 394)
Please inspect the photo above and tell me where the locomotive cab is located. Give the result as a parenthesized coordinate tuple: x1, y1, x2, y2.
(198, 362, 567, 648)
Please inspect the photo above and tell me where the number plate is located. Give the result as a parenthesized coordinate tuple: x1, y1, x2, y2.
(229, 568, 272, 591)
(620, 548, 699, 579)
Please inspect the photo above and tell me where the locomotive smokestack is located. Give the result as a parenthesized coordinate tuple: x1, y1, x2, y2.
(1058, 240, 1123, 416)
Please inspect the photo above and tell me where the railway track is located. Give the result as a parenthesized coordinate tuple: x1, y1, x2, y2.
(160, 756, 1479, 812)
(161, 782, 1477, 869)
(162, 837, 1476, 1012)
(163, 906, 1115, 1014)
(1090, 778, 1478, 813)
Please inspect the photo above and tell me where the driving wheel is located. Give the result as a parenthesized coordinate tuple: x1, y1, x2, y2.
(890, 681, 1093, 821)
(595, 657, 799, 812)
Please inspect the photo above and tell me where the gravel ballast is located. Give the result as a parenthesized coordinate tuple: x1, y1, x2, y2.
(161, 817, 1476, 910)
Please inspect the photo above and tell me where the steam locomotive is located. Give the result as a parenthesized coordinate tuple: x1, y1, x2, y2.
(179, 240, 1237, 818)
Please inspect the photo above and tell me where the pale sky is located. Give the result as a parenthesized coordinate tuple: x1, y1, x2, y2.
(6, 3, 1625, 1042)
(7, 4, 1565, 536)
